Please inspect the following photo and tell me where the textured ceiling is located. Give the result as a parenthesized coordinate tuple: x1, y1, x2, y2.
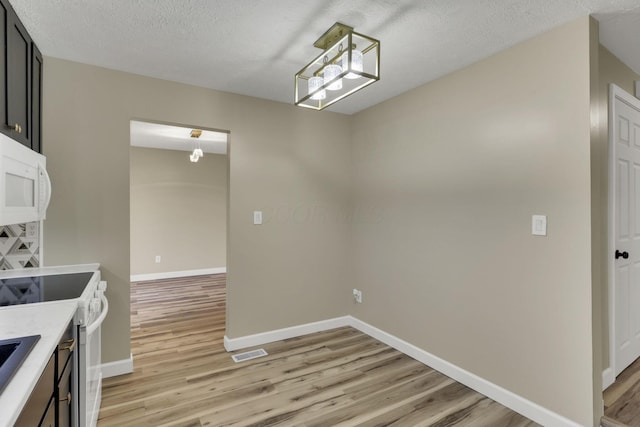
(8, 0, 640, 115)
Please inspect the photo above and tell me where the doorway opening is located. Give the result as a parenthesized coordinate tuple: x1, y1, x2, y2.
(126, 118, 230, 370)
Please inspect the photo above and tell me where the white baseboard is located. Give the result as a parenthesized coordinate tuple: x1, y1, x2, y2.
(348, 317, 582, 427)
(130, 267, 226, 282)
(101, 353, 133, 378)
(602, 367, 615, 390)
(223, 316, 351, 352)
(224, 315, 582, 427)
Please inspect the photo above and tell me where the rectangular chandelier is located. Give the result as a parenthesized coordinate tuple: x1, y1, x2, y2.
(294, 22, 380, 111)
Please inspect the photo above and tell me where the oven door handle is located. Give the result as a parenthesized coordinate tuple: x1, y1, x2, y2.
(86, 294, 109, 336)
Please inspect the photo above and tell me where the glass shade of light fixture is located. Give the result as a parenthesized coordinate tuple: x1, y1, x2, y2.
(308, 76, 326, 100)
(294, 22, 380, 111)
(323, 63, 342, 90)
(194, 148, 203, 157)
(341, 48, 363, 79)
(189, 152, 199, 162)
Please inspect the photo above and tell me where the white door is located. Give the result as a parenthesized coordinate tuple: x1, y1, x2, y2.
(611, 84, 640, 377)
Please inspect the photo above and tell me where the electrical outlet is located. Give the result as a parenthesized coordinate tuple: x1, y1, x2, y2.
(353, 288, 363, 303)
(26, 223, 37, 238)
(155, 255, 161, 263)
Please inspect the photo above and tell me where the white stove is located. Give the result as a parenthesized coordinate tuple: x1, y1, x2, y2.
(0, 264, 107, 427)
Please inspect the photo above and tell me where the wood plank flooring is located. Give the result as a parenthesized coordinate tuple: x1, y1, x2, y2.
(604, 356, 640, 426)
(98, 274, 539, 426)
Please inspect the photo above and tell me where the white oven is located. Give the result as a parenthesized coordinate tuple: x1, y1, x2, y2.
(0, 133, 51, 226)
(74, 277, 108, 427)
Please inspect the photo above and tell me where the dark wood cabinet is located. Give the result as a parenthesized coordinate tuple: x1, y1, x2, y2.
(0, 0, 42, 153)
(31, 43, 43, 153)
(56, 323, 74, 427)
(14, 352, 55, 427)
(15, 322, 75, 427)
(0, 1, 8, 136)
(41, 398, 55, 427)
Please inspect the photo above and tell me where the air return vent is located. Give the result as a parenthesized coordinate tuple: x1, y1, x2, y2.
(231, 348, 268, 363)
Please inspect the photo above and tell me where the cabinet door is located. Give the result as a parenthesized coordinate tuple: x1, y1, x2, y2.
(40, 399, 55, 427)
(57, 359, 73, 427)
(31, 43, 42, 153)
(6, 8, 31, 148)
(0, 0, 8, 134)
(14, 354, 55, 427)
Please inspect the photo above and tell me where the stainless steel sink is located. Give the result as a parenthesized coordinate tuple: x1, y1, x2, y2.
(0, 335, 40, 394)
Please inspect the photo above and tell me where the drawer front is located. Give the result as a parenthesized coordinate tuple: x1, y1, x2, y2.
(14, 353, 55, 427)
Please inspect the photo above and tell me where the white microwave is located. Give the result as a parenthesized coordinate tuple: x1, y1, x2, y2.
(0, 133, 51, 226)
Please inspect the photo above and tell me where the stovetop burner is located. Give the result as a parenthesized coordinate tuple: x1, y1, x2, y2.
(0, 272, 94, 306)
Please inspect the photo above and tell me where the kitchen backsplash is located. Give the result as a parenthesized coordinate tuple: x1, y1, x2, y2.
(0, 222, 40, 270)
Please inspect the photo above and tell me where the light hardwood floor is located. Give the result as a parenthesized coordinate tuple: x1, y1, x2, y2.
(604, 356, 640, 427)
(98, 274, 539, 426)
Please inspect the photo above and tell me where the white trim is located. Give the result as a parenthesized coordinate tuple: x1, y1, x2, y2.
(130, 267, 226, 282)
(101, 353, 133, 378)
(608, 83, 619, 386)
(636, 81, 640, 99)
(224, 316, 582, 427)
(223, 316, 351, 352)
(602, 367, 615, 390)
(347, 317, 581, 427)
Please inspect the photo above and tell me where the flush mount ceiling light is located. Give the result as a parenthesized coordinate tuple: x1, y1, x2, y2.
(189, 129, 203, 162)
(294, 22, 380, 111)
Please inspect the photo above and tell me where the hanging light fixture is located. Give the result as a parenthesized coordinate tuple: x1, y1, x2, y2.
(188, 129, 203, 163)
(294, 22, 380, 111)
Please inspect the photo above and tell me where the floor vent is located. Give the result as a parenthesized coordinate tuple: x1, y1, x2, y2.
(231, 348, 268, 363)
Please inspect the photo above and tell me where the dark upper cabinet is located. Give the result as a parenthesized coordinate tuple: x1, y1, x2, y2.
(0, 0, 41, 153)
(0, 1, 7, 131)
(32, 43, 42, 153)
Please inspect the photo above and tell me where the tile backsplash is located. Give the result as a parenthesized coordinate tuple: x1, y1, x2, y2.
(0, 222, 40, 270)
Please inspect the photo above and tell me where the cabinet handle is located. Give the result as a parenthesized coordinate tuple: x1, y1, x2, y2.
(60, 392, 72, 406)
(59, 338, 76, 352)
(6, 123, 20, 133)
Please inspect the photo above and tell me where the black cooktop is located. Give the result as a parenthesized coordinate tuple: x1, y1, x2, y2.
(0, 272, 94, 306)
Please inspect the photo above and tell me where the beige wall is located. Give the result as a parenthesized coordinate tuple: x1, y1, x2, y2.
(42, 58, 353, 363)
(130, 146, 227, 276)
(350, 17, 595, 425)
(595, 45, 640, 374)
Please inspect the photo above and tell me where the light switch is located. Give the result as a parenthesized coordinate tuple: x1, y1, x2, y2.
(253, 211, 263, 225)
(532, 215, 547, 236)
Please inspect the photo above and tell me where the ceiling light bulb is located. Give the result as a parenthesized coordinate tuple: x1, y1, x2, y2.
(341, 49, 363, 79)
(194, 148, 203, 157)
(189, 152, 199, 162)
(324, 64, 342, 90)
(308, 76, 326, 100)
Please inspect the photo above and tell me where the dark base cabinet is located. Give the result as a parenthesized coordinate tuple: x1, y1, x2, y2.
(0, 0, 43, 153)
(15, 321, 75, 427)
(14, 353, 54, 427)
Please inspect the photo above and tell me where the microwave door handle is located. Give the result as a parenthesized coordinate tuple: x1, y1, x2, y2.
(39, 163, 52, 215)
(85, 294, 109, 336)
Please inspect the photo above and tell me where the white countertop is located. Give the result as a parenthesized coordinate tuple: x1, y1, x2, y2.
(0, 301, 77, 427)
(0, 263, 101, 427)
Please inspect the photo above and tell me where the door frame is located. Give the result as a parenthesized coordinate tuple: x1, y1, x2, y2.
(606, 84, 640, 389)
